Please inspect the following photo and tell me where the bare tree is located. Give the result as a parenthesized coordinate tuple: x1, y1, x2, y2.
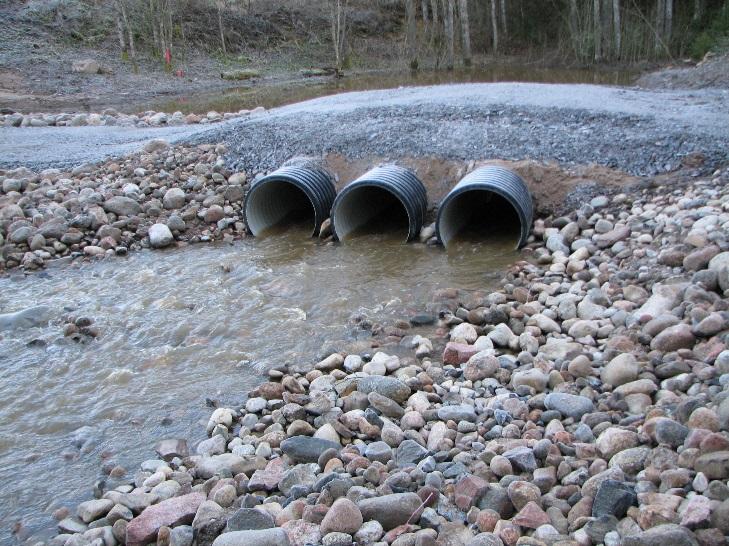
(115, 10, 126, 52)
(500, 0, 507, 35)
(406, 0, 418, 69)
(655, 0, 665, 54)
(594, 0, 602, 61)
(459, 0, 471, 66)
(664, 0, 672, 44)
(329, 0, 349, 70)
(612, 0, 621, 58)
(600, 0, 612, 59)
(569, 0, 579, 58)
(693, 0, 704, 21)
(422, 0, 429, 29)
(490, 0, 498, 53)
(431, 0, 439, 27)
(113, 0, 135, 59)
(216, 0, 227, 55)
(445, 0, 455, 69)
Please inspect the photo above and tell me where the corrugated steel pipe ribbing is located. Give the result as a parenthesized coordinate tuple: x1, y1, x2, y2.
(244, 164, 336, 237)
(331, 165, 428, 242)
(436, 166, 533, 248)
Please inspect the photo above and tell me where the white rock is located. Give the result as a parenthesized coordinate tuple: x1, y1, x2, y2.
(450, 323, 478, 343)
(148, 223, 174, 248)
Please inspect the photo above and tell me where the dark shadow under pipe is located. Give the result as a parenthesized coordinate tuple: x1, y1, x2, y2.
(244, 165, 336, 237)
(436, 166, 533, 248)
(331, 165, 428, 242)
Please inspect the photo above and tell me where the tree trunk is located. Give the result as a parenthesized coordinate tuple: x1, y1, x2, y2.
(115, 12, 126, 53)
(612, 0, 621, 59)
(601, 0, 612, 59)
(693, 0, 704, 21)
(593, 0, 602, 62)
(406, 0, 418, 69)
(664, 0, 672, 45)
(500, 0, 507, 35)
(655, 0, 665, 55)
(569, 0, 579, 58)
(422, 0, 429, 28)
(490, 0, 498, 53)
(159, 18, 166, 58)
(459, 0, 471, 66)
(126, 17, 135, 58)
(431, 0, 439, 27)
(331, 0, 341, 70)
(218, 7, 226, 56)
(116, 0, 134, 59)
(329, 0, 348, 70)
(445, 0, 455, 69)
(149, 0, 159, 56)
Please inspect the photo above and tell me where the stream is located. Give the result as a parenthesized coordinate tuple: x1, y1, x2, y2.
(0, 228, 517, 544)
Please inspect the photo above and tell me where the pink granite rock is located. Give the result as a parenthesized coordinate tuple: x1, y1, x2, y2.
(125, 492, 205, 546)
(443, 342, 479, 365)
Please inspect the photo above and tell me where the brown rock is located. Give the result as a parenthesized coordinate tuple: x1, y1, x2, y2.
(454, 475, 489, 511)
(282, 520, 321, 546)
(443, 342, 480, 365)
(476, 509, 500, 533)
(511, 501, 550, 529)
(684, 245, 720, 271)
(248, 457, 286, 491)
(358, 492, 423, 530)
(320, 498, 363, 535)
(256, 382, 285, 400)
(651, 324, 696, 352)
(155, 439, 189, 461)
(125, 492, 205, 546)
(694, 451, 729, 479)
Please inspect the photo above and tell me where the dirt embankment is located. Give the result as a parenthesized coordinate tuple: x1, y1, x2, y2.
(637, 52, 729, 90)
(326, 154, 640, 218)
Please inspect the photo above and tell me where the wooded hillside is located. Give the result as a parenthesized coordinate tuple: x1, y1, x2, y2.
(21, 0, 729, 70)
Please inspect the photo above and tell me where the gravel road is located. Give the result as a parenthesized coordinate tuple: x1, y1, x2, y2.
(0, 123, 218, 170)
(2, 83, 728, 175)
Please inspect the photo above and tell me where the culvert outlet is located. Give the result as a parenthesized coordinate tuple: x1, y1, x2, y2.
(436, 166, 533, 248)
(331, 165, 428, 242)
(244, 164, 336, 236)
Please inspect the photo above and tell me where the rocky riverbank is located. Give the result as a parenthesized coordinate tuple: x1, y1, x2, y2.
(0, 139, 636, 274)
(0, 141, 249, 272)
(42, 162, 729, 546)
(1, 108, 266, 129)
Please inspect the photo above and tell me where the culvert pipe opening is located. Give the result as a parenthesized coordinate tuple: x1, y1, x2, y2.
(331, 165, 428, 242)
(436, 166, 533, 249)
(244, 165, 336, 237)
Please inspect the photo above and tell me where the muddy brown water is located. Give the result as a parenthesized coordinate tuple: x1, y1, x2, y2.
(146, 65, 637, 115)
(0, 227, 517, 544)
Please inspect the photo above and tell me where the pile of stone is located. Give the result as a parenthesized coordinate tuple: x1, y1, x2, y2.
(61, 315, 99, 342)
(0, 141, 250, 271)
(1, 107, 265, 128)
(48, 166, 729, 546)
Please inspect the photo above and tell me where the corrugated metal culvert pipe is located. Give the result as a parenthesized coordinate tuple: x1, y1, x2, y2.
(331, 165, 428, 242)
(243, 163, 336, 237)
(436, 166, 533, 249)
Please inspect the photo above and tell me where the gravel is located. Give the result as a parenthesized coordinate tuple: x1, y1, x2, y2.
(214, 83, 729, 177)
(2, 83, 728, 175)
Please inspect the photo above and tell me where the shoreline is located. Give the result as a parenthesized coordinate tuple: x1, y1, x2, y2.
(39, 160, 729, 546)
(0, 133, 655, 275)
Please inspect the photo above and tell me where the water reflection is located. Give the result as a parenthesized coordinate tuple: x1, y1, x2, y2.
(145, 65, 637, 115)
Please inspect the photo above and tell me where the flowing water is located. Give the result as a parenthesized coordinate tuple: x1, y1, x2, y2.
(146, 65, 637, 115)
(0, 228, 517, 544)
